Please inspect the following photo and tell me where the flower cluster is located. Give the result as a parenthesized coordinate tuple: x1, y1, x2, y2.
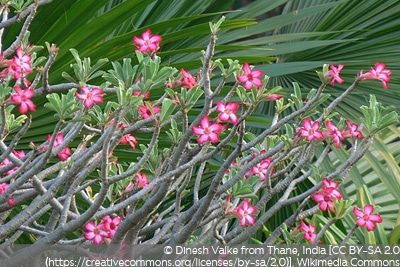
(325, 63, 392, 89)
(249, 151, 273, 181)
(297, 203, 382, 243)
(179, 68, 196, 89)
(298, 118, 363, 148)
(0, 47, 33, 84)
(0, 182, 14, 206)
(297, 107, 383, 241)
(192, 101, 242, 144)
(359, 62, 392, 89)
(11, 47, 33, 81)
(83, 215, 122, 244)
(133, 89, 150, 99)
(297, 221, 318, 243)
(124, 172, 150, 192)
(106, 119, 138, 150)
(0, 150, 25, 176)
(120, 134, 138, 150)
(0, 150, 26, 206)
(138, 102, 161, 119)
(46, 133, 72, 162)
(0, 182, 9, 194)
(312, 178, 343, 212)
(1, 46, 37, 114)
(5, 47, 107, 113)
(167, 68, 197, 90)
(82, 175, 150, 244)
(224, 149, 274, 182)
(236, 62, 283, 101)
(216, 101, 240, 125)
(135, 172, 149, 189)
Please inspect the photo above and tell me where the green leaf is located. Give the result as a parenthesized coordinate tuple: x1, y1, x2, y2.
(45, 93, 62, 113)
(389, 224, 400, 244)
(160, 98, 175, 123)
(65, 48, 109, 84)
(68, 115, 92, 122)
(44, 89, 79, 120)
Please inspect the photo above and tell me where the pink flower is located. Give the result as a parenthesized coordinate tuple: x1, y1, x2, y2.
(321, 178, 343, 199)
(252, 157, 273, 181)
(216, 101, 240, 124)
(297, 221, 318, 243)
(58, 147, 72, 162)
(235, 198, 256, 227)
(133, 29, 162, 54)
(244, 169, 254, 180)
(0, 183, 9, 194)
(52, 133, 64, 147)
(265, 94, 283, 101)
(132, 90, 150, 99)
(10, 86, 36, 113)
(102, 215, 121, 238)
(359, 62, 392, 89)
(75, 86, 104, 108)
(106, 111, 128, 129)
(47, 133, 71, 162)
(7, 196, 15, 206)
(179, 68, 196, 89)
(353, 205, 382, 232)
(1, 150, 25, 175)
(47, 133, 62, 148)
(343, 120, 363, 139)
(138, 102, 161, 119)
(0, 183, 14, 205)
(13, 47, 32, 73)
(0, 158, 12, 174)
(191, 115, 226, 144)
(0, 158, 14, 172)
(13, 150, 25, 159)
(324, 121, 344, 148)
(120, 134, 138, 149)
(298, 118, 323, 141)
(10, 47, 33, 80)
(237, 63, 263, 90)
(135, 173, 149, 189)
(312, 178, 343, 212)
(325, 64, 345, 86)
(83, 221, 108, 244)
